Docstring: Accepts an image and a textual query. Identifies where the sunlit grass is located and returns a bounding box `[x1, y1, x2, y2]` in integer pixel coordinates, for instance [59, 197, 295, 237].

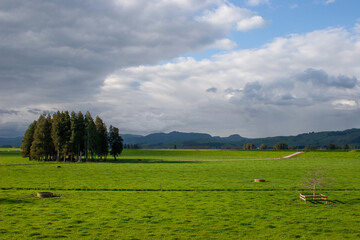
[1, 190, 359, 239]
[0, 149, 359, 239]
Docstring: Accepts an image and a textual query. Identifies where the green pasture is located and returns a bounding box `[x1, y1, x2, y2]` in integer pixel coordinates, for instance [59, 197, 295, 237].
[1, 149, 360, 239]
[120, 149, 291, 161]
[0, 148, 28, 165]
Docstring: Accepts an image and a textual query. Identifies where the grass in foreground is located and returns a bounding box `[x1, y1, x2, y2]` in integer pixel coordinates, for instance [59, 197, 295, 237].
[1, 190, 359, 239]
[0, 149, 359, 239]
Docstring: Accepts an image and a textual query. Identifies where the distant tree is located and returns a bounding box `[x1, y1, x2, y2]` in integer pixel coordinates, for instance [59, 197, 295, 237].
[69, 111, 85, 162]
[274, 142, 288, 150]
[305, 145, 318, 151]
[51, 111, 61, 161]
[127, 144, 140, 149]
[327, 143, 337, 150]
[343, 144, 350, 150]
[243, 142, 255, 150]
[51, 111, 71, 161]
[30, 114, 53, 161]
[30, 115, 46, 161]
[259, 144, 267, 150]
[108, 125, 123, 160]
[21, 120, 37, 160]
[62, 111, 71, 161]
[84, 111, 97, 161]
[95, 116, 108, 161]
[43, 114, 55, 160]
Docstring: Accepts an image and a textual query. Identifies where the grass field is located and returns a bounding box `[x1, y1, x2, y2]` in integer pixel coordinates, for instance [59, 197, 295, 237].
[1, 149, 360, 239]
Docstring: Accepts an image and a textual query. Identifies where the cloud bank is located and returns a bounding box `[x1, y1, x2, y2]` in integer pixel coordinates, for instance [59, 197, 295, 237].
[98, 27, 360, 137]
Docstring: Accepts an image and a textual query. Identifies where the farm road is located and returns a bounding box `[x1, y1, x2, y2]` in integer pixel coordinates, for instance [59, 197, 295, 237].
[281, 152, 304, 159]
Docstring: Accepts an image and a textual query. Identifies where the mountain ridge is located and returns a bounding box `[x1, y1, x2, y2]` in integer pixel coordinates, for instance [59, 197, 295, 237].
[2, 129, 360, 149]
[122, 129, 360, 149]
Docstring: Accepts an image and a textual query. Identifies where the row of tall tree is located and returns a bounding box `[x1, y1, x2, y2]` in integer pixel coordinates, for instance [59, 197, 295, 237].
[21, 111, 123, 161]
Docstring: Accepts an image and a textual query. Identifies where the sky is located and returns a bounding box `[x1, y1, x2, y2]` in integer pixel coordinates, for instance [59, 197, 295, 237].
[1, 0, 360, 138]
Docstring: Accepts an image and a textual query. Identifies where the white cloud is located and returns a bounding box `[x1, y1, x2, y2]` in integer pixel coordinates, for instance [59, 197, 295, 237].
[354, 22, 360, 35]
[332, 100, 357, 109]
[246, 0, 270, 6]
[324, 0, 336, 5]
[197, 4, 268, 31]
[208, 38, 238, 50]
[97, 27, 360, 137]
[236, 16, 267, 31]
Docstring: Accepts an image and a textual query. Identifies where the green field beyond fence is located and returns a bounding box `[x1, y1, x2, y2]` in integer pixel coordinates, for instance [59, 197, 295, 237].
[0, 149, 359, 239]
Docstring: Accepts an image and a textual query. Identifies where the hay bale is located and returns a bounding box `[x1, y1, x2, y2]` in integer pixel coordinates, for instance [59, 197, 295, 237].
[37, 192, 54, 198]
[254, 178, 265, 182]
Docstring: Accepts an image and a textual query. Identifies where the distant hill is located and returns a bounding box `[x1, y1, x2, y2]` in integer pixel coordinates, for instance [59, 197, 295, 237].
[0, 137, 22, 148]
[122, 131, 233, 148]
[123, 129, 360, 149]
[2, 129, 360, 149]
[246, 129, 360, 148]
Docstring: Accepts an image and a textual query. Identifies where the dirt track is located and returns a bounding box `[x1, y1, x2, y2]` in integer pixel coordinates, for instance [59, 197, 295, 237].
[281, 152, 304, 159]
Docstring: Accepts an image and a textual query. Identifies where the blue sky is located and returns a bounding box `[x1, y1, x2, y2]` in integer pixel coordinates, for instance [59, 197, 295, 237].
[189, 0, 360, 58]
[0, 0, 360, 138]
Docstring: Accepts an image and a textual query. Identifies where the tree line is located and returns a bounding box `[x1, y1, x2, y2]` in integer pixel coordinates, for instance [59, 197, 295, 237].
[242, 142, 286, 150]
[241, 142, 353, 150]
[21, 111, 123, 162]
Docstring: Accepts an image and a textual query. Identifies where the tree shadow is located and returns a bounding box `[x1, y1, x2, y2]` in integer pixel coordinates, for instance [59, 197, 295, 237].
[307, 200, 327, 205]
[0, 198, 31, 204]
[104, 159, 201, 164]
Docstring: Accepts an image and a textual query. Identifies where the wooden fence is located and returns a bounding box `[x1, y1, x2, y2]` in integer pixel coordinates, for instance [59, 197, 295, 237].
[300, 193, 328, 204]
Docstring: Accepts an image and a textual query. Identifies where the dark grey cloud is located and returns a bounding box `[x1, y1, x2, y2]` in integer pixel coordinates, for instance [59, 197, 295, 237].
[0, 122, 26, 138]
[206, 87, 218, 93]
[225, 88, 242, 94]
[0, 109, 19, 115]
[297, 68, 358, 89]
[27, 108, 55, 116]
[242, 81, 263, 100]
[227, 68, 359, 109]
[2, 0, 260, 137]
[0, 0, 233, 108]
[27, 108, 44, 115]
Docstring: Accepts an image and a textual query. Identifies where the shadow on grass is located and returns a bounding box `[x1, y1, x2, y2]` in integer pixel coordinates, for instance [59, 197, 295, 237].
[303, 199, 345, 205]
[104, 159, 201, 164]
[1, 159, 202, 165]
[331, 200, 345, 204]
[0, 198, 31, 204]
